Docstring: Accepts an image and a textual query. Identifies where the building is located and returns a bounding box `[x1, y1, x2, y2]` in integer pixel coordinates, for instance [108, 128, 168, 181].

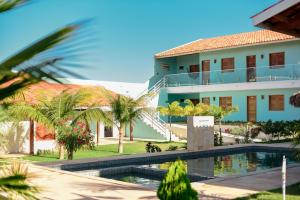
[251, 0, 300, 37]
[0, 82, 121, 154]
[149, 29, 300, 122]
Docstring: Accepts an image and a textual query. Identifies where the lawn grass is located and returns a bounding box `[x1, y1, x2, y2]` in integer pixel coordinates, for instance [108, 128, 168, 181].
[22, 141, 185, 162]
[235, 182, 300, 200]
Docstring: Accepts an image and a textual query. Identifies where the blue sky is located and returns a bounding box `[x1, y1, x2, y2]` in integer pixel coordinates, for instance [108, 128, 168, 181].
[0, 0, 276, 83]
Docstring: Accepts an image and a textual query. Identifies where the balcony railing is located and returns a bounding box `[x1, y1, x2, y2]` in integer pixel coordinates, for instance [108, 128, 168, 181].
[165, 64, 300, 87]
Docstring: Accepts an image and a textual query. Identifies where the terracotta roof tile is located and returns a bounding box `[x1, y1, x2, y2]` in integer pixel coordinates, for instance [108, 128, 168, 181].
[155, 30, 296, 58]
[4, 82, 115, 106]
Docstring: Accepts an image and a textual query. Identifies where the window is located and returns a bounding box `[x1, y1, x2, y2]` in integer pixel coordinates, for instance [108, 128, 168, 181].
[269, 52, 284, 67]
[189, 65, 199, 73]
[269, 95, 284, 111]
[179, 66, 184, 70]
[219, 97, 232, 109]
[202, 97, 210, 105]
[190, 99, 200, 105]
[221, 58, 234, 72]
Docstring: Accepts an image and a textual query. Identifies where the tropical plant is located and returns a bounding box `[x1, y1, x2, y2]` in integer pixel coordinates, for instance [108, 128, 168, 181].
[207, 105, 239, 145]
[183, 99, 209, 116]
[127, 95, 148, 141]
[102, 94, 132, 154]
[57, 121, 95, 160]
[0, 161, 39, 200]
[145, 142, 161, 153]
[157, 160, 198, 200]
[8, 90, 107, 159]
[166, 145, 178, 151]
[158, 101, 184, 141]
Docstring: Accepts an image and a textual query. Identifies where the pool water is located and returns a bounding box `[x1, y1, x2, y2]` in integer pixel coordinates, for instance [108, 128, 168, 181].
[99, 151, 298, 188]
[104, 173, 161, 189]
[148, 151, 298, 177]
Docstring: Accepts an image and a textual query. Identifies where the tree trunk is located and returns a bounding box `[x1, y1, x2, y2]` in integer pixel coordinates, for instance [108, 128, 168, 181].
[219, 120, 222, 146]
[67, 150, 73, 160]
[29, 120, 34, 155]
[96, 121, 100, 145]
[130, 121, 134, 141]
[118, 126, 124, 154]
[59, 145, 64, 160]
[169, 116, 172, 142]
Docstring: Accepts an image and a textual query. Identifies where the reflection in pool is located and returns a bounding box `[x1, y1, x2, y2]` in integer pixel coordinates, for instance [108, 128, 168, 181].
[149, 152, 297, 177]
[85, 151, 299, 188]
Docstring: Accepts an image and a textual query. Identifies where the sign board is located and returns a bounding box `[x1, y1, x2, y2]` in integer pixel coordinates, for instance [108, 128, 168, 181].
[192, 116, 214, 127]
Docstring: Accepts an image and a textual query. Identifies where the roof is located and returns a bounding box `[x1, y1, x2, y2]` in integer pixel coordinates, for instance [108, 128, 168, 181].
[251, 0, 285, 19]
[4, 82, 115, 107]
[155, 30, 296, 58]
[251, 0, 300, 37]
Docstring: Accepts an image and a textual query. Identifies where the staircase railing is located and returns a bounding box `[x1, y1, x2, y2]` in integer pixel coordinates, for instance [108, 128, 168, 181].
[135, 76, 166, 100]
[136, 77, 177, 140]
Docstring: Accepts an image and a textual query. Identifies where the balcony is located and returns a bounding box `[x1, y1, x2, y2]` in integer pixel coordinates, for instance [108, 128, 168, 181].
[165, 64, 300, 87]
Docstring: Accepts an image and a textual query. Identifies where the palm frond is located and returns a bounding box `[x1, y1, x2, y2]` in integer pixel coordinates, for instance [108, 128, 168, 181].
[0, 161, 39, 200]
[0, 0, 27, 13]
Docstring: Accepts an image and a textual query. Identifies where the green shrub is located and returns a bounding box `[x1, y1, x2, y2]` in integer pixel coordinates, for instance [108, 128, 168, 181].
[145, 142, 161, 153]
[157, 160, 198, 200]
[167, 145, 178, 151]
[230, 127, 246, 136]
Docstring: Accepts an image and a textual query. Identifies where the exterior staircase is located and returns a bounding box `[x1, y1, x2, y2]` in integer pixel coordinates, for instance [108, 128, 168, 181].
[136, 77, 179, 141]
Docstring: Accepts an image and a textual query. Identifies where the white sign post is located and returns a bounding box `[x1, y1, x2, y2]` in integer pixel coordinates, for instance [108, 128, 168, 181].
[282, 155, 286, 200]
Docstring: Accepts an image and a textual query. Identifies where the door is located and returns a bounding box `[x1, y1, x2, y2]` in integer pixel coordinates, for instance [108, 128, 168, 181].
[202, 60, 210, 85]
[247, 96, 257, 122]
[247, 55, 256, 82]
[104, 126, 113, 137]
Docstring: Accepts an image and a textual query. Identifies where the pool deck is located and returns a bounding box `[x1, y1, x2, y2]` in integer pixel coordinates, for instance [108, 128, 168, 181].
[28, 143, 300, 200]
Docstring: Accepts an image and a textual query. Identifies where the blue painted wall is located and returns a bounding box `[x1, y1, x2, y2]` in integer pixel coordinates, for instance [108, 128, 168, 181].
[152, 40, 300, 122]
[166, 88, 300, 122]
[150, 40, 300, 88]
[125, 118, 166, 140]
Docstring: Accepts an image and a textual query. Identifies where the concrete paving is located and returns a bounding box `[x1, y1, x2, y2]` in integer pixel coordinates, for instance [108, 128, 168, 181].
[27, 163, 300, 200]
[29, 165, 157, 200]
[24, 143, 300, 199]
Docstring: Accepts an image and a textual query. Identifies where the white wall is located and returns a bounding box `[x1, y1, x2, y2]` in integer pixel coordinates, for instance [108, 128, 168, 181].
[0, 122, 30, 154]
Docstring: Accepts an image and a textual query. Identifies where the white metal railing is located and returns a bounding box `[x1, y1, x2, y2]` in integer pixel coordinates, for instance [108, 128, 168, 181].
[164, 64, 300, 87]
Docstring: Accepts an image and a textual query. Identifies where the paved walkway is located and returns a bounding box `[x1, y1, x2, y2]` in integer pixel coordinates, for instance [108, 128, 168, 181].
[28, 163, 300, 200]
[17, 143, 300, 199]
[193, 164, 300, 199]
[29, 165, 157, 200]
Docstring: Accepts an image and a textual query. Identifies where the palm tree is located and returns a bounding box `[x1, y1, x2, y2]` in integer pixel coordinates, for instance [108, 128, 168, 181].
[157, 101, 184, 141]
[103, 95, 131, 154]
[9, 90, 107, 159]
[207, 105, 238, 145]
[0, 0, 91, 102]
[183, 99, 209, 116]
[0, 161, 39, 200]
[127, 95, 149, 141]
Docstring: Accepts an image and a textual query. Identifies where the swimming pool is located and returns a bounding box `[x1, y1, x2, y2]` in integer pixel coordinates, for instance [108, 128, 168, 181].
[99, 151, 298, 188]
[47, 145, 299, 189]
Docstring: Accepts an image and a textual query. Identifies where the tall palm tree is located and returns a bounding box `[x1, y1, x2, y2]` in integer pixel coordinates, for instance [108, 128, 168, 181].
[127, 95, 149, 141]
[9, 90, 107, 159]
[157, 101, 184, 141]
[102, 94, 133, 153]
